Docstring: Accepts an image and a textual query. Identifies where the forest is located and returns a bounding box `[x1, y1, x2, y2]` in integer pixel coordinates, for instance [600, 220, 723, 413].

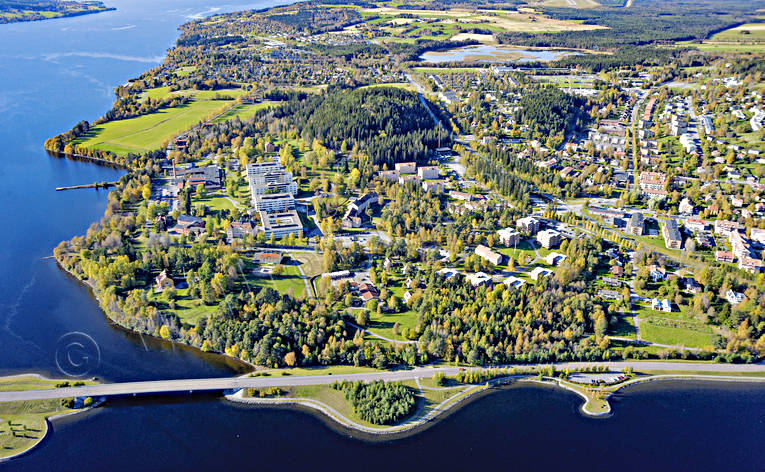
[334, 380, 416, 425]
[514, 86, 591, 142]
[496, 0, 761, 50]
[276, 86, 447, 166]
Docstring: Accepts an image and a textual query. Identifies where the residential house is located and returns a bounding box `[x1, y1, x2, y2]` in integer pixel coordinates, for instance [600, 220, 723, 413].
[398, 174, 420, 185]
[170, 214, 205, 236]
[545, 252, 567, 266]
[638, 171, 666, 194]
[725, 289, 745, 305]
[253, 252, 284, 265]
[739, 257, 764, 273]
[516, 216, 540, 235]
[417, 166, 440, 180]
[714, 220, 739, 235]
[379, 170, 400, 182]
[626, 213, 645, 236]
[395, 162, 417, 174]
[598, 289, 623, 301]
[155, 270, 175, 292]
[750, 228, 765, 245]
[678, 198, 694, 215]
[227, 221, 255, 241]
[475, 245, 503, 265]
[537, 229, 561, 249]
[662, 219, 683, 249]
[449, 190, 474, 201]
[648, 265, 666, 282]
[497, 228, 521, 247]
[530, 267, 552, 281]
[685, 218, 706, 234]
[503, 276, 525, 289]
[466, 272, 493, 288]
[683, 277, 702, 294]
[651, 298, 672, 312]
[602, 277, 621, 288]
[715, 251, 734, 263]
[422, 180, 445, 193]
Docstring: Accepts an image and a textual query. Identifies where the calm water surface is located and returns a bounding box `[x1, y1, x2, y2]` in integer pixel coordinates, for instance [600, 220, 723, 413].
[0, 2, 764, 470]
[420, 44, 578, 63]
[9, 382, 765, 471]
[0, 0, 277, 381]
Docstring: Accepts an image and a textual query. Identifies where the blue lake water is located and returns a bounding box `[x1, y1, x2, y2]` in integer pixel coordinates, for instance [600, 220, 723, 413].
[420, 44, 577, 63]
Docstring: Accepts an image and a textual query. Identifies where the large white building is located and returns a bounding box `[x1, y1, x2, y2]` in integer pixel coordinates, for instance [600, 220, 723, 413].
[253, 192, 295, 212]
[536, 229, 561, 249]
[259, 210, 303, 239]
[247, 159, 298, 208]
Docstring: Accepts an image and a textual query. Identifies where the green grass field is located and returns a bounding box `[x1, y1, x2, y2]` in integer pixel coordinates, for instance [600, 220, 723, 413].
[639, 321, 715, 349]
[0, 376, 97, 459]
[710, 22, 765, 42]
[365, 282, 420, 341]
[212, 101, 280, 123]
[73, 98, 234, 155]
[608, 313, 637, 339]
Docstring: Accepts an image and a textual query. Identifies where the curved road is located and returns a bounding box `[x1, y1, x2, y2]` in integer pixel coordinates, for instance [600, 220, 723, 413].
[2, 361, 764, 403]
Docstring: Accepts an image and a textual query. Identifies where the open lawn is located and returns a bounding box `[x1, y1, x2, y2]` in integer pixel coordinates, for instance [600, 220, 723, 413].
[195, 194, 235, 213]
[144, 87, 248, 101]
[710, 22, 765, 42]
[359, 82, 416, 92]
[496, 240, 539, 266]
[0, 376, 97, 459]
[243, 260, 308, 299]
[364, 281, 420, 342]
[149, 288, 217, 326]
[73, 98, 235, 155]
[212, 101, 281, 123]
[608, 313, 637, 339]
[640, 321, 714, 349]
[291, 251, 323, 278]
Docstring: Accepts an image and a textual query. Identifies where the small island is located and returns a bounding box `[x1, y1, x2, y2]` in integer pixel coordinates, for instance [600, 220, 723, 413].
[0, 1, 114, 24]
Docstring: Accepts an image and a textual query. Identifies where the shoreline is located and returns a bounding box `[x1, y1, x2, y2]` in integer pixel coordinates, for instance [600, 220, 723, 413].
[224, 381, 493, 438]
[52, 258, 257, 376]
[225, 372, 765, 437]
[0, 374, 104, 463]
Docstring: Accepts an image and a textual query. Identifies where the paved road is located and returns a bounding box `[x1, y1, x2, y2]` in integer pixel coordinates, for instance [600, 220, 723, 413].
[3, 361, 764, 403]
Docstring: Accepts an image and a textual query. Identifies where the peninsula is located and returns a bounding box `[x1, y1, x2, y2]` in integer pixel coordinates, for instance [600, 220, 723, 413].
[0, 1, 113, 24]
[32, 0, 765, 437]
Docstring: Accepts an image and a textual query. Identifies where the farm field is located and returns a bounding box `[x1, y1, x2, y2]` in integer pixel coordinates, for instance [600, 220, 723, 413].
[709, 21, 765, 42]
[212, 101, 281, 123]
[360, 5, 606, 44]
[73, 98, 234, 155]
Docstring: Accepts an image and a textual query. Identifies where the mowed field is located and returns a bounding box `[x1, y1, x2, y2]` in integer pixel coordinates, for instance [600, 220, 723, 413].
[688, 20, 765, 53]
[361, 6, 606, 44]
[73, 98, 233, 155]
[212, 100, 281, 123]
[710, 22, 765, 42]
[73, 86, 260, 155]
